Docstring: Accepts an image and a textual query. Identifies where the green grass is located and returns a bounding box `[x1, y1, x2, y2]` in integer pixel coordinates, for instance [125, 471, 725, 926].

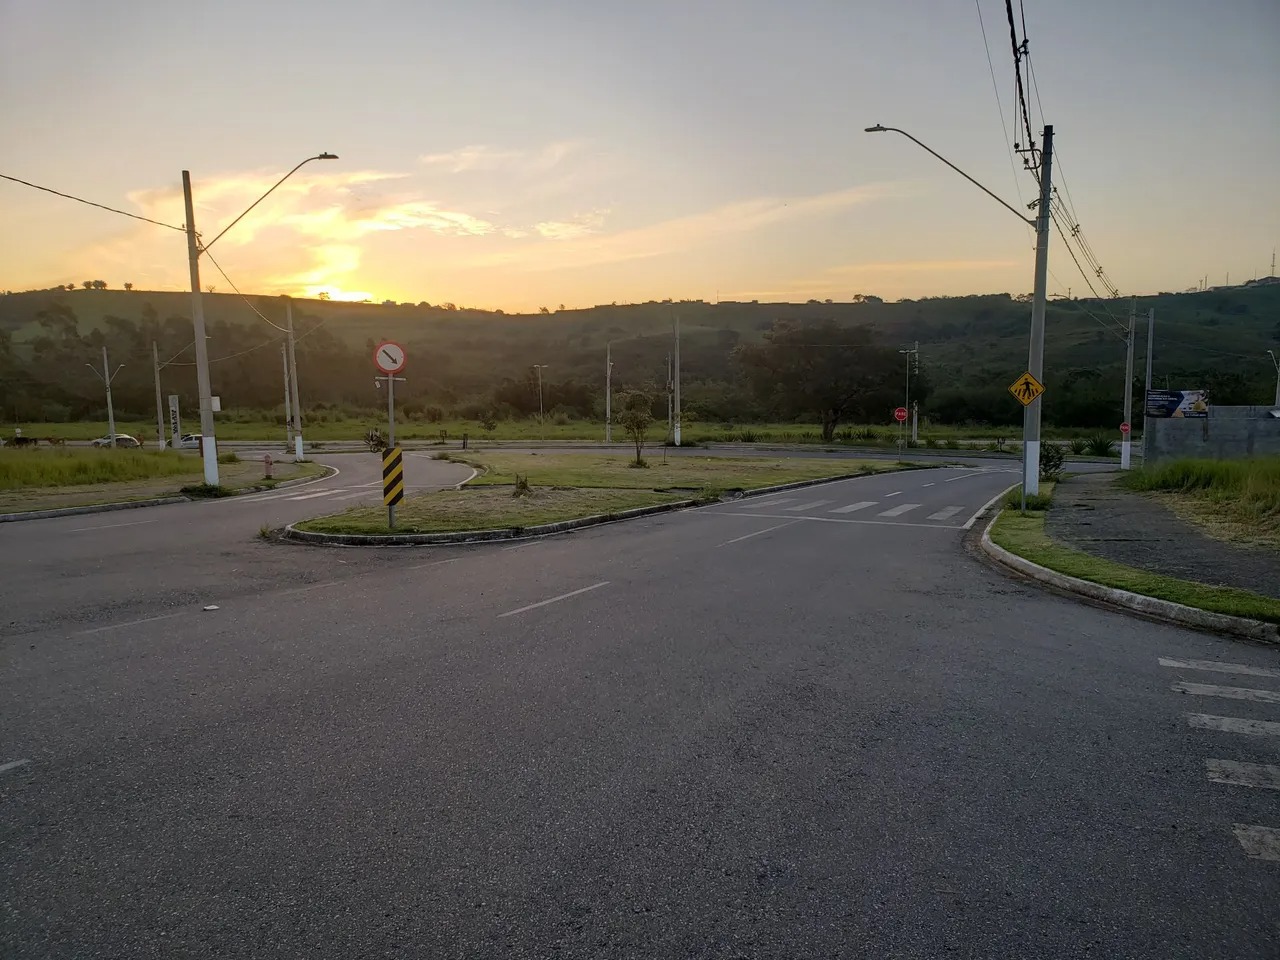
[991, 508, 1280, 623]
[1120, 457, 1280, 532]
[461, 452, 905, 491]
[0, 448, 196, 490]
[296, 487, 687, 536]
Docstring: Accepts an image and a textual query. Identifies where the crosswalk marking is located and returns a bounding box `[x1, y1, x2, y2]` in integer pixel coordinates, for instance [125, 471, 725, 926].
[1187, 714, 1280, 737]
[1205, 759, 1280, 790]
[831, 501, 877, 514]
[785, 499, 832, 512]
[288, 490, 338, 501]
[1159, 657, 1280, 680]
[1233, 824, 1280, 862]
[926, 506, 964, 521]
[878, 503, 921, 517]
[332, 491, 371, 501]
[744, 498, 794, 509]
[1171, 681, 1280, 705]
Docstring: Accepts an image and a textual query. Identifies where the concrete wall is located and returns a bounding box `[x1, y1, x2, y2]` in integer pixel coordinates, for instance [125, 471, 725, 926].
[1145, 406, 1280, 463]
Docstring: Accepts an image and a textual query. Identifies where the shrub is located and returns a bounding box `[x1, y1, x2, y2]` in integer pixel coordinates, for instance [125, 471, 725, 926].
[1005, 488, 1054, 511]
[1068, 437, 1090, 455]
[512, 474, 531, 497]
[217, 451, 240, 464]
[1039, 443, 1065, 481]
[1085, 433, 1116, 457]
[738, 430, 759, 443]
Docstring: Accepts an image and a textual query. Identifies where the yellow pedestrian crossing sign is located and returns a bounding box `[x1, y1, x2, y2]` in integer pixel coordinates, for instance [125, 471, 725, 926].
[1008, 371, 1045, 406]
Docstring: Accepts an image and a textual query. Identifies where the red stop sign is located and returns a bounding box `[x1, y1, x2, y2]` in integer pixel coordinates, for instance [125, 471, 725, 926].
[1120, 422, 1131, 435]
[894, 407, 908, 422]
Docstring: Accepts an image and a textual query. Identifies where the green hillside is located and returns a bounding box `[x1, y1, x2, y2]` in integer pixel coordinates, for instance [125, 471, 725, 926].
[1, 284, 1276, 429]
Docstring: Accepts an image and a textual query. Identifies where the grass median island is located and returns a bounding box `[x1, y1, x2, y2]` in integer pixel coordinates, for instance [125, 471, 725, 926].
[296, 452, 906, 536]
[0, 448, 325, 512]
[990, 507, 1280, 624]
[1119, 456, 1280, 548]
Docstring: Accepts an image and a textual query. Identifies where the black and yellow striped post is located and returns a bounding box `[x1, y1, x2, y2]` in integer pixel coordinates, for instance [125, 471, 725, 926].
[382, 445, 405, 528]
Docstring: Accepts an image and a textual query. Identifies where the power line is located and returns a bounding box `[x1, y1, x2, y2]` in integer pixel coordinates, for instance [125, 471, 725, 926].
[974, 0, 1029, 219]
[0, 173, 185, 232]
[1002, 0, 1039, 176]
[201, 250, 290, 333]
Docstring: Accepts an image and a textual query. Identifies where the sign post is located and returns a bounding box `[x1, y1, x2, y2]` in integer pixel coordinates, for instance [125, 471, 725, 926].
[1008, 371, 1046, 512]
[374, 341, 408, 529]
[894, 406, 908, 450]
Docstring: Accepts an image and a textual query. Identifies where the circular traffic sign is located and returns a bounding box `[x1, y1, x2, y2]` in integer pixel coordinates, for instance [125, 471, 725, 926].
[894, 407, 908, 423]
[1120, 422, 1131, 435]
[374, 341, 406, 374]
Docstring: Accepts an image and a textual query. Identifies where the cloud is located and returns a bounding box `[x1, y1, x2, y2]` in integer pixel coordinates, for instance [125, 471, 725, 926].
[533, 209, 608, 240]
[420, 140, 582, 174]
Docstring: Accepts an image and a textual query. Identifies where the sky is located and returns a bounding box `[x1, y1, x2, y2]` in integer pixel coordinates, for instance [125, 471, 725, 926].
[1, 0, 1277, 312]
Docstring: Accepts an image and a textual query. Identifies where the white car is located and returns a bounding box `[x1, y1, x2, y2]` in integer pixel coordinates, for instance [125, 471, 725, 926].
[91, 434, 140, 448]
[176, 434, 202, 450]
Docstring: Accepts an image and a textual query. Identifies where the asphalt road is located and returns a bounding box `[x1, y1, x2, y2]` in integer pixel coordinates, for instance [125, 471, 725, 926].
[2, 462, 1277, 958]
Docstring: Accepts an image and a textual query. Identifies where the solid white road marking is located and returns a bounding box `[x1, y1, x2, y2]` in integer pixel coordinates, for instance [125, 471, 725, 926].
[945, 472, 984, 483]
[1187, 714, 1280, 737]
[878, 503, 922, 517]
[1171, 681, 1280, 705]
[67, 519, 159, 532]
[1205, 759, 1280, 790]
[711, 510, 961, 530]
[76, 612, 187, 635]
[743, 498, 795, 509]
[962, 482, 1019, 530]
[784, 500, 832, 512]
[408, 558, 462, 571]
[1159, 657, 1280, 680]
[1233, 824, 1280, 862]
[720, 520, 801, 546]
[831, 501, 877, 514]
[288, 490, 339, 501]
[0, 759, 31, 775]
[926, 506, 965, 521]
[498, 581, 611, 618]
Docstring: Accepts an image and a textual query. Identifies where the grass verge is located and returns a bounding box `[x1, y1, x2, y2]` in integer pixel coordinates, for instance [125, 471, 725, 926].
[990, 508, 1280, 624]
[1119, 457, 1280, 548]
[0, 448, 195, 489]
[294, 487, 687, 536]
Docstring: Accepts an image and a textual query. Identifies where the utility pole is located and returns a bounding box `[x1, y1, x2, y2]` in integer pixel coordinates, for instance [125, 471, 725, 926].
[182, 170, 219, 485]
[666, 353, 673, 443]
[898, 341, 918, 448]
[1121, 300, 1136, 470]
[533, 364, 548, 441]
[604, 342, 613, 444]
[281, 344, 293, 446]
[1142, 309, 1155, 461]
[1023, 124, 1054, 497]
[87, 346, 122, 447]
[152, 342, 165, 450]
[672, 315, 681, 446]
[284, 297, 304, 459]
[1268, 350, 1280, 407]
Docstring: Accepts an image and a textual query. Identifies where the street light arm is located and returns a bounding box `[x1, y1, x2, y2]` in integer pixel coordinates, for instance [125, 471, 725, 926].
[203, 153, 338, 252]
[864, 125, 1033, 226]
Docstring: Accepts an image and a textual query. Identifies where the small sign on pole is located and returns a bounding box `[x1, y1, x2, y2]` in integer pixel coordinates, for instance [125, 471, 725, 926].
[893, 406, 908, 423]
[383, 446, 405, 528]
[168, 394, 180, 447]
[1120, 422, 1131, 435]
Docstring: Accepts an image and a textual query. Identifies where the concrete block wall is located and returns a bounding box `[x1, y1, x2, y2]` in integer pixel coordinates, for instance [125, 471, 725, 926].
[1144, 406, 1280, 463]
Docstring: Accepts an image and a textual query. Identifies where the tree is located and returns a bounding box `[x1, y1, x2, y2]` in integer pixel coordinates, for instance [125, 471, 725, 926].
[123, 282, 133, 292]
[82, 281, 92, 290]
[91, 280, 107, 290]
[734, 319, 898, 441]
[615, 390, 654, 466]
[317, 291, 331, 300]
[539, 306, 550, 314]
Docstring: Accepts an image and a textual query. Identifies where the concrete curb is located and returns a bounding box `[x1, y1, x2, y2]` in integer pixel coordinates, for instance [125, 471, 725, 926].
[281, 466, 912, 547]
[0, 466, 336, 524]
[980, 511, 1280, 645]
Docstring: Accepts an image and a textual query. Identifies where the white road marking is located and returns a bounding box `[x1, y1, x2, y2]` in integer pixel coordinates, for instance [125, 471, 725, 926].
[288, 490, 340, 501]
[499, 581, 611, 618]
[67, 519, 159, 532]
[883, 491, 902, 498]
[1187, 714, 1280, 737]
[922, 482, 935, 487]
[878, 503, 922, 517]
[945, 472, 984, 483]
[784, 500, 832, 512]
[1233, 824, 1280, 861]
[720, 520, 801, 546]
[1205, 759, 1280, 790]
[962, 482, 1019, 530]
[1159, 657, 1280, 680]
[218, 463, 341, 503]
[332, 491, 370, 501]
[926, 506, 965, 521]
[503, 541, 540, 551]
[744, 498, 795, 509]
[0, 759, 31, 775]
[711, 510, 962, 530]
[831, 501, 877, 514]
[1171, 681, 1280, 705]
[408, 558, 461, 570]
[76, 612, 187, 635]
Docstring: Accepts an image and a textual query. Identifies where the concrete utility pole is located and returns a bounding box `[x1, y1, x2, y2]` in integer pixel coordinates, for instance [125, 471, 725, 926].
[1121, 300, 1136, 470]
[533, 364, 548, 441]
[672, 315, 681, 446]
[284, 297, 304, 459]
[88, 346, 123, 447]
[666, 353, 673, 443]
[604, 342, 613, 444]
[282, 344, 293, 446]
[1023, 124, 1054, 496]
[1268, 350, 1280, 407]
[899, 341, 918, 448]
[1142, 309, 1155, 460]
[152, 342, 165, 450]
[182, 171, 219, 484]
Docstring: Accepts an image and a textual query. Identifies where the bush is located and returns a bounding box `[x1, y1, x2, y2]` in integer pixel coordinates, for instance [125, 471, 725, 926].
[1068, 437, 1090, 455]
[1039, 443, 1065, 481]
[738, 430, 759, 443]
[1085, 433, 1117, 457]
[217, 451, 240, 464]
[1005, 487, 1054, 511]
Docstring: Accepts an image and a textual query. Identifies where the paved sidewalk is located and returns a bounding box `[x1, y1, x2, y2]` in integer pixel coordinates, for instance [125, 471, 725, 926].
[1046, 472, 1279, 599]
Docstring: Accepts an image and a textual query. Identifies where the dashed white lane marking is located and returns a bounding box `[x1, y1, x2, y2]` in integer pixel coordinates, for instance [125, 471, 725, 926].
[1159, 657, 1280, 680]
[784, 500, 832, 512]
[945, 472, 985, 483]
[1205, 759, 1280, 790]
[1187, 714, 1280, 737]
[0, 759, 31, 775]
[878, 503, 922, 517]
[498, 581, 611, 618]
[926, 506, 965, 521]
[288, 490, 339, 501]
[408, 558, 461, 571]
[1171, 681, 1280, 705]
[883, 491, 902, 498]
[1233, 824, 1280, 861]
[922, 482, 935, 487]
[743, 498, 795, 509]
[720, 520, 801, 546]
[831, 501, 877, 514]
[67, 519, 159, 532]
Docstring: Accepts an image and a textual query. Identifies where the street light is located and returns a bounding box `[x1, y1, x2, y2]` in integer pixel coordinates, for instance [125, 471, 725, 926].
[533, 364, 549, 442]
[182, 152, 338, 485]
[87, 347, 124, 447]
[865, 122, 1053, 496]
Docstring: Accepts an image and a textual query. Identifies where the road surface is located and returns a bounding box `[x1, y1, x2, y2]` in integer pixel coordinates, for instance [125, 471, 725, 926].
[2, 461, 1276, 958]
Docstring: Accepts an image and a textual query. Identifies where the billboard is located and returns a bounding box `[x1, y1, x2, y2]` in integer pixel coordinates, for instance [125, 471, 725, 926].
[1146, 389, 1209, 419]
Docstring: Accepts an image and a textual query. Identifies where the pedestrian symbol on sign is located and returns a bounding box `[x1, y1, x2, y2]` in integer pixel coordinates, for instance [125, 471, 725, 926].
[1008, 371, 1045, 407]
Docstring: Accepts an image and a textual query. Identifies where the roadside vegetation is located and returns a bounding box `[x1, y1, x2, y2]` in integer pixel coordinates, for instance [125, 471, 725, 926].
[0, 448, 194, 489]
[1119, 456, 1280, 548]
